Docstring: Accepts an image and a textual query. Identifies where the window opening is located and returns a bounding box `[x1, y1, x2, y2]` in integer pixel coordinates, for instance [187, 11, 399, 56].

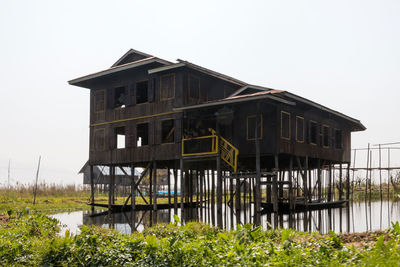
[162, 119, 175, 143]
[137, 123, 149, 147]
[136, 81, 148, 104]
[322, 125, 330, 147]
[115, 127, 126, 149]
[114, 87, 126, 108]
[247, 115, 262, 140]
[335, 129, 342, 149]
[296, 116, 304, 142]
[281, 111, 291, 140]
[309, 121, 318, 145]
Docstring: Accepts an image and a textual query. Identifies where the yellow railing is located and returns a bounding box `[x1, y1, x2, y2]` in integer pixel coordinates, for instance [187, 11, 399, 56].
[181, 134, 218, 157]
[182, 129, 239, 172]
[219, 136, 239, 172]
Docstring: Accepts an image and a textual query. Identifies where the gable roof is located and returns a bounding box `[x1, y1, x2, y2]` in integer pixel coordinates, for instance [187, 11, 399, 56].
[148, 60, 247, 86]
[68, 56, 171, 87]
[111, 48, 154, 67]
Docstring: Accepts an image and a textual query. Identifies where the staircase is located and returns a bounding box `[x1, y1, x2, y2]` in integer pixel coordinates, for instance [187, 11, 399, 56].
[182, 129, 239, 172]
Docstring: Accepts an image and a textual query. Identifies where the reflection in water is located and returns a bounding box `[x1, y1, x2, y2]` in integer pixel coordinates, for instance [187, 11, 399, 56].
[58, 200, 400, 235]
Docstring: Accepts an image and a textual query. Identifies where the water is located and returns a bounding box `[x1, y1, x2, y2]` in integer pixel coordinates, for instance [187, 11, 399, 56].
[50, 200, 400, 235]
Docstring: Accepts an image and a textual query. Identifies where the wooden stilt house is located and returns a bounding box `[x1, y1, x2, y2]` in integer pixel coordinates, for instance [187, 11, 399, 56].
[69, 49, 365, 226]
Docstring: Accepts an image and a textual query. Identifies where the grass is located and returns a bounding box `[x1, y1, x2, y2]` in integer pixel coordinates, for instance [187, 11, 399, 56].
[0, 184, 92, 214]
[2, 214, 400, 266]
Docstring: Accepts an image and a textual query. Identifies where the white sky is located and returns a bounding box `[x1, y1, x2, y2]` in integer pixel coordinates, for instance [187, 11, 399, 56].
[0, 0, 399, 186]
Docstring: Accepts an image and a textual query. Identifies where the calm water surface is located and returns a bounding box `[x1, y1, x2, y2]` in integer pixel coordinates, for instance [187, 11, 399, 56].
[51, 200, 400, 235]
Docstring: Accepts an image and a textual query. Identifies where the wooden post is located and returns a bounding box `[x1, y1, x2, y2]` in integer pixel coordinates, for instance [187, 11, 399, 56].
[173, 168, 178, 210]
[388, 148, 391, 199]
[365, 143, 370, 201]
[273, 155, 279, 213]
[90, 165, 95, 205]
[149, 166, 153, 206]
[108, 166, 113, 210]
[346, 163, 350, 201]
[217, 157, 223, 227]
[379, 144, 382, 201]
[317, 159, 321, 202]
[167, 167, 171, 206]
[235, 177, 240, 212]
[289, 157, 293, 210]
[304, 156, 309, 206]
[131, 165, 136, 211]
[255, 110, 261, 225]
[153, 161, 157, 210]
[200, 170, 204, 205]
[180, 158, 184, 210]
[339, 163, 343, 200]
[328, 162, 332, 202]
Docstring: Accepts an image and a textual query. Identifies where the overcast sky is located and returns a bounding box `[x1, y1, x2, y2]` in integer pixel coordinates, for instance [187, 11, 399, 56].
[0, 0, 399, 186]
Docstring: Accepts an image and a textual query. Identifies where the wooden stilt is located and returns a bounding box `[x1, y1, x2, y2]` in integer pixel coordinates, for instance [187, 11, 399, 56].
[180, 158, 184, 210]
[153, 161, 157, 210]
[273, 155, 279, 213]
[217, 154, 223, 228]
[167, 167, 171, 206]
[328, 162, 332, 201]
[90, 165, 95, 205]
[173, 168, 178, 210]
[339, 163, 343, 200]
[254, 110, 261, 225]
[131, 165, 136, 211]
[211, 169, 216, 226]
[346, 163, 350, 201]
[289, 157, 294, 210]
[317, 159, 322, 202]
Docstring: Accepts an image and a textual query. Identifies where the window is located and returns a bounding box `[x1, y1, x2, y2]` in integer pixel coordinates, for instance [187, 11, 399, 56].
[309, 121, 318, 145]
[335, 129, 342, 149]
[247, 115, 262, 140]
[137, 123, 149, 147]
[114, 87, 126, 108]
[296, 116, 304, 142]
[115, 127, 126, 149]
[94, 128, 105, 151]
[322, 125, 330, 148]
[189, 75, 200, 99]
[280, 111, 291, 140]
[94, 90, 105, 112]
[136, 81, 148, 104]
[162, 119, 175, 143]
[160, 74, 175, 100]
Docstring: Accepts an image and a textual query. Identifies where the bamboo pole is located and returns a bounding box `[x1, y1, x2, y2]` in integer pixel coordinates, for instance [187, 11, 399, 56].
[379, 144, 382, 200]
[32, 156, 41, 205]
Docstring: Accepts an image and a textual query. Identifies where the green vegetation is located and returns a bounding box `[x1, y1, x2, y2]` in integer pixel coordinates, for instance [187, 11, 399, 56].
[2, 214, 400, 266]
[0, 184, 91, 214]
